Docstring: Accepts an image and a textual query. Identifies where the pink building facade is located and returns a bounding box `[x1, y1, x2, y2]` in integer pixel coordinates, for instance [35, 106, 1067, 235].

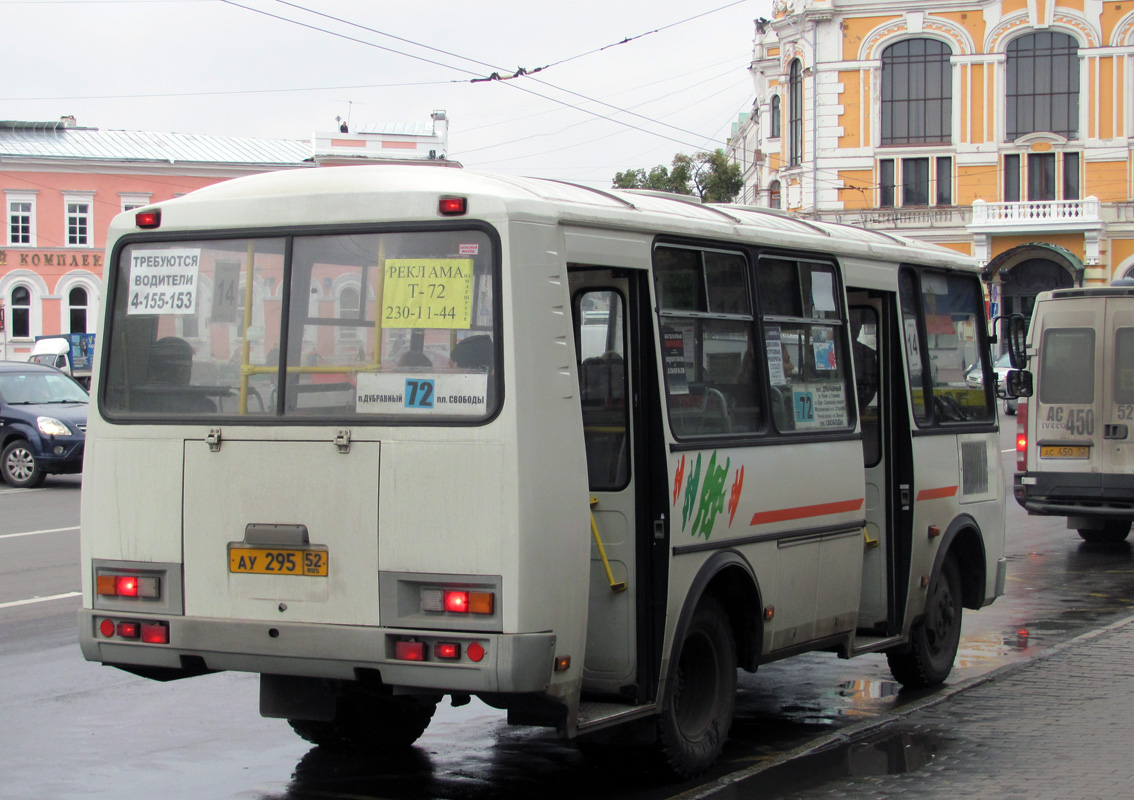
[0, 113, 452, 361]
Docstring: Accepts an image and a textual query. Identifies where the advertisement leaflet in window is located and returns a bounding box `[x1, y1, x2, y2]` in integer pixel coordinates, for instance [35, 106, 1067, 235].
[127, 249, 201, 315]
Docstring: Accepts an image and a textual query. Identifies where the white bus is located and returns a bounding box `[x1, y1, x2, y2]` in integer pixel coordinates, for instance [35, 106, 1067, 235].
[79, 166, 1006, 777]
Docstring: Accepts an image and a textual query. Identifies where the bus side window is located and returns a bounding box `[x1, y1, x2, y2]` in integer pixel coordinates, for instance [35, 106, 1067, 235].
[654, 246, 763, 439]
[758, 257, 852, 434]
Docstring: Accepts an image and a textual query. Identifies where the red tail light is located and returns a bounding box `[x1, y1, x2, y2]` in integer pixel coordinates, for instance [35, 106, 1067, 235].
[434, 642, 461, 660]
[438, 196, 467, 216]
[395, 640, 426, 661]
[135, 209, 161, 228]
[141, 622, 169, 644]
[1017, 400, 1028, 472]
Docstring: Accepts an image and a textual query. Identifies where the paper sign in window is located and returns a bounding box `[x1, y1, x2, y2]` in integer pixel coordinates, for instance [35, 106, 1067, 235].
[382, 257, 474, 329]
[127, 248, 200, 315]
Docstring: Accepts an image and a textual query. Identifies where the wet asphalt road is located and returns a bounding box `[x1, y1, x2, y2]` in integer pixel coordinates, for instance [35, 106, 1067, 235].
[3, 423, 1134, 800]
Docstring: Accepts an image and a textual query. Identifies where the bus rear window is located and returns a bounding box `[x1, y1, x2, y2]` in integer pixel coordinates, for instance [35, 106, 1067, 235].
[101, 229, 498, 422]
[1039, 328, 1095, 405]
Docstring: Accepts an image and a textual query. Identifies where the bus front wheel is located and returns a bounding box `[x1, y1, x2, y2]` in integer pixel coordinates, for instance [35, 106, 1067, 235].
[656, 596, 737, 779]
[887, 553, 962, 688]
[288, 693, 437, 751]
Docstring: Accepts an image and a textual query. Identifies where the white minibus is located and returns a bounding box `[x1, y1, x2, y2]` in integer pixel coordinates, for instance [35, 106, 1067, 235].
[79, 166, 1006, 776]
[1013, 282, 1134, 543]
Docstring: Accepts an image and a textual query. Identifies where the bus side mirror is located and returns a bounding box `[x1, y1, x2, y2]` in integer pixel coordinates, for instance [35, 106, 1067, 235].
[1006, 314, 1029, 369]
[1005, 369, 1033, 399]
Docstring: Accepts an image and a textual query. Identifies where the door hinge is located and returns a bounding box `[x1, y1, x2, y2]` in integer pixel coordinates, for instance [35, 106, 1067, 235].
[206, 428, 222, 452]
[335, 428, 351, 454]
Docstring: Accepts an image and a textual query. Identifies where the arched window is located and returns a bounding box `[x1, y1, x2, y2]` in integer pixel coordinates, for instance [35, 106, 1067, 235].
[881, 39, 953, 145]
[769, 180, 782, 210]
[770, 95, 782, 138]
[338, 285, 361, 340]
[788, 60, 803, 166]
[1006, 32, 1079, 140]
[10, 285, 31, 338]
[69, 287, 89, 333]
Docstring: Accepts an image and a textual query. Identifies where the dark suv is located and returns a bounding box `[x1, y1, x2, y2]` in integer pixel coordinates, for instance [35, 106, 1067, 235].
[0, 361, 88, 488]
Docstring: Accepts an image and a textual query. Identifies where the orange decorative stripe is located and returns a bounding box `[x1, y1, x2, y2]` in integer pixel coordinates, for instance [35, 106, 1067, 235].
[916, 485, 958, 501]
[382, 141, 419, 149]
[331, 139, 366, 147]
[750, 498, 864, 526]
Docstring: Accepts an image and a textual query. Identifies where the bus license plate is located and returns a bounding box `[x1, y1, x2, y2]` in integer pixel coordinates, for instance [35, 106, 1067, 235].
[228, 547, 328, 576]
[1039, 445, 1090, 459]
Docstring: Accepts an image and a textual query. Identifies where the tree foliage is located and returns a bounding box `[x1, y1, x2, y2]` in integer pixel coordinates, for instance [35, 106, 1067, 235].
[612, 149, 743, 204]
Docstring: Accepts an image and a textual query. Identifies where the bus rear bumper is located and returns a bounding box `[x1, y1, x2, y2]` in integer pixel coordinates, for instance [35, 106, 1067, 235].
[1014, 472, 1134, 519]
[78, 609, 556, 694]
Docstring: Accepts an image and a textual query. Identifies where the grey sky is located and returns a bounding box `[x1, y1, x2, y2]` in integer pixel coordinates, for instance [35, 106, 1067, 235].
[1, 0, 768, 185]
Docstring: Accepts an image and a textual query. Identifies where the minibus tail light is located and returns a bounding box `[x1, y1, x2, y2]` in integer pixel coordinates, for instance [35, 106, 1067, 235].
[135, 209, 161, 229]
[438, 196, 467, 216]
[1017, 400, 1028, 472]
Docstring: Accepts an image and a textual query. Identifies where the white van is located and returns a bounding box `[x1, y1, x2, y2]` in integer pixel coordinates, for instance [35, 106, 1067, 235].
[1013, 281, 1134, 543]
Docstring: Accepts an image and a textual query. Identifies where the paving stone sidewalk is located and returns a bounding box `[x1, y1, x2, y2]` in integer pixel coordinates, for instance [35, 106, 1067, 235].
[702, 614, 1134, 800]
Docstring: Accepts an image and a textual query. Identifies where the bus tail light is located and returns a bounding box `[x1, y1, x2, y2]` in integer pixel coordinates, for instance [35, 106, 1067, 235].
[438, 196, 467, 216]
[96, 571, 161, 599]
[1017, 400, 1028, 472]
[141, 622, 169, 644]
[135, 209, 161, 228]
[395, 640, 426, 661]
[97, 616, 169, 644]
[434, 642, 461, 660]
[420, 587, 494, 615]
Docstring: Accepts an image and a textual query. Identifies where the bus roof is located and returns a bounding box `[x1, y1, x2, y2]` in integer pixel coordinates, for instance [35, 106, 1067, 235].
[110, 165, 977, 271]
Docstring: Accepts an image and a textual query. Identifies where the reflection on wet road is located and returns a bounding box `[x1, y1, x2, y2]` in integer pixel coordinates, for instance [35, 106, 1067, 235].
[6, 431, 1134, 799]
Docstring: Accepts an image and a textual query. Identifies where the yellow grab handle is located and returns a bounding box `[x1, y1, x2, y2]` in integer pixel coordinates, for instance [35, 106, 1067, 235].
[589, 496, 627, 593]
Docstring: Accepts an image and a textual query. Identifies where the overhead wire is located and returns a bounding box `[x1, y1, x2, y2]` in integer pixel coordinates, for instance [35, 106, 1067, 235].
[220, 0, 752, 151]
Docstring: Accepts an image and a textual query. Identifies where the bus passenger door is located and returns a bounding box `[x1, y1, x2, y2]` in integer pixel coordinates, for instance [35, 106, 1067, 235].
[571, 272, 645, 700]
[850, 293, 912, 636]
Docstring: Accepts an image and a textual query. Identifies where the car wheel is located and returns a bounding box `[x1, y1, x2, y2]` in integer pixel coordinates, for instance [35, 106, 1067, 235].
[1003, 399, 1016, 416]
[1, 439, 47, 488]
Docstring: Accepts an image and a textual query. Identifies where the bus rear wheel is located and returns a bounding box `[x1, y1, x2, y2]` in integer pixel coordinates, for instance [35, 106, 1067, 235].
[288, 693, 437, 751]
[656, 596, 737, 779]
[1077, 520, 1131, 543]
[887, 553, 961, 689]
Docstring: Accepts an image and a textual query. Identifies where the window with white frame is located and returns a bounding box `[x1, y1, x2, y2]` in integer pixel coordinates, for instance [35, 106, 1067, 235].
[7, 192, 36, 246]
[879, 156, 953, 207]
[64, 193, 94, 246]
[120, 192, 152, 212]
[68, 286, 90, 333]
[9, 284, 32, 338]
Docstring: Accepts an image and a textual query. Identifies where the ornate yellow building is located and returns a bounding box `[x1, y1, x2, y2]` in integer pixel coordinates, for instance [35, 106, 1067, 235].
[728, 0, 1134, 323]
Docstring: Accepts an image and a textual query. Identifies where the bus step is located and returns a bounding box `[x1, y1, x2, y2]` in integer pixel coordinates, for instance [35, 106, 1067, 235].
[577, 700, 656, 733]
[848, 633, 904, 656]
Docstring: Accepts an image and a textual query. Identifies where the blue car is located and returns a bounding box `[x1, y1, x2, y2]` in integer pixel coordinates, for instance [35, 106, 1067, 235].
[0, 361, 88, 488]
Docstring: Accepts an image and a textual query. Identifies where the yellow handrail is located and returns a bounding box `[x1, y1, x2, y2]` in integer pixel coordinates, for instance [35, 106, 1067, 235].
[589, 496, 627, 593]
